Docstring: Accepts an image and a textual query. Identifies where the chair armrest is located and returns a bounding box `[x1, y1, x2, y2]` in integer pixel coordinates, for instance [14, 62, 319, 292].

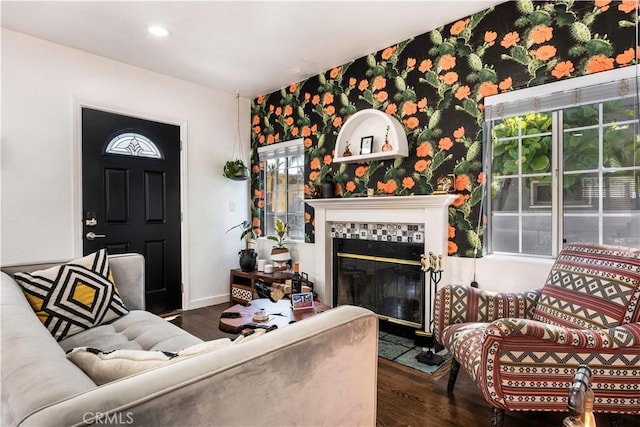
[434, 284, 541, 345]
[486, 318, 640, 350]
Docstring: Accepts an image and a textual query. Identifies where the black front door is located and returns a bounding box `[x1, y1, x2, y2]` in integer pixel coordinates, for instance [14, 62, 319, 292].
[82, 107, 182, 314]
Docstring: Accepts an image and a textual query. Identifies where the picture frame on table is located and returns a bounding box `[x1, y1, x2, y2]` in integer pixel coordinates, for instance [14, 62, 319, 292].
[291, 292, 314, 310]
[360, 135, 373, 155]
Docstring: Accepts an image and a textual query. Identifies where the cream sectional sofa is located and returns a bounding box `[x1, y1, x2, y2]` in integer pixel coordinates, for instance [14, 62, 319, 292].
[1, 253, 378, 426]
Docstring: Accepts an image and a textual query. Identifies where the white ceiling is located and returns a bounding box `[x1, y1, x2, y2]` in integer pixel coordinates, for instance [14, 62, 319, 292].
[1, 0, 502, 99]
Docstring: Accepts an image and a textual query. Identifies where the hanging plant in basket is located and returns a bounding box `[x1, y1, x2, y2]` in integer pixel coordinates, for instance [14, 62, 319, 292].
[223, 159, 249, 181]
[223, 91, 250, 182]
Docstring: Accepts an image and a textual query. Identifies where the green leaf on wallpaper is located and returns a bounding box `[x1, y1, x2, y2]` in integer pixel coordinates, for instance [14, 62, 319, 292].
[430, 44, 444, 57]
[402, 89, 417, 101]
[478, 67, 497, 82]
[555, 9, 576, 26]
[360, 90, 375, 105]
[619, 20, 637, 28]
[317, 134, 325, 148]
[438, 90, 453, 111]
[455, 214, 472, 231]
[528, 60, 544, 77]
[467, 73, 480, 83]
[467, 53, 483, 71]
[470, 185, 484, 206]
[571, 22, 591, 43]
[586, 39, 612, 56]
[529, 10, 551, 26]
[428, 110, 441, 129]
[514, 16, 530, 28]
[510, 46, 529, 65]
[417, 127, 433, 142]
[430, 29, 443, 45]
[462, 98, 480, 116]
[297, 106, 306, 119]
[439, 41, 456, 56]
[394, 156, 404, 168]
[431, 151, 452, 171]
[469, 7, 493, 31]
[568, 45, 587, 56]
[516, 0, 534, 14]
[366, 54, 377, 68]
[467, 141, 481, 161]
[423, 71, 440, 88]
[454, 160, 471, 174]
[582, 12, 596, 27]
[467, 230, 482, 250]
[383, 168, 398, 180]
[456, 40, 472, 57]
[340, 93, 350, 107]
[461, 203, 473, 219]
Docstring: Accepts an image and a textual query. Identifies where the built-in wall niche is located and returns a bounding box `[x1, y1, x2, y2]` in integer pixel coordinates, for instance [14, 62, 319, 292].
[334, 109, 408, 163]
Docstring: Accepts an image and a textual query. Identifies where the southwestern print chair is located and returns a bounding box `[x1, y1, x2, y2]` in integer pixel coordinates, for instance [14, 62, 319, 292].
[434, 243, 640, 427]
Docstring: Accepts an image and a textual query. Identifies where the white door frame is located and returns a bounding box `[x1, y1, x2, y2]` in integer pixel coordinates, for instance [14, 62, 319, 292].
[72, 99, 191, 310]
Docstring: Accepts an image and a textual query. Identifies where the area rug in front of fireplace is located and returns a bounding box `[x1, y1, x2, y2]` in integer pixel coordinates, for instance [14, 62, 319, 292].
[378, 331, 451, 376]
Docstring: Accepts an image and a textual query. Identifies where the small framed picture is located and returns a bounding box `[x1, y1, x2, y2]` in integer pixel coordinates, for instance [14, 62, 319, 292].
[434, 174, 456, 194]
[360, 135, 374, 155]
[291, 292, 314, 310]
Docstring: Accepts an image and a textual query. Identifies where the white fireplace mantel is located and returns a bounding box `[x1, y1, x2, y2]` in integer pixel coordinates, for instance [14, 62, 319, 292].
[305, 194, 457, 331]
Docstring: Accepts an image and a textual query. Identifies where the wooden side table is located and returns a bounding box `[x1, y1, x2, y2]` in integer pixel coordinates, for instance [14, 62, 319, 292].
[229, 269, 292, 304]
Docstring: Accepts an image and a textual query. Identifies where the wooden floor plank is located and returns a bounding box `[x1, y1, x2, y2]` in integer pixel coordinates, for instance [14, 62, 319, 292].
[171, 304, 640, 427]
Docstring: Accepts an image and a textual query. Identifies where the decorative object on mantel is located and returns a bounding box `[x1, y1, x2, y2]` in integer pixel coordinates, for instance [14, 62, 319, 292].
[342, 141, 352, 157]
[227, 220, 257, 271]
[223, 91, 249, 181]
[266, 218, 291, 270]
[381, 126, 393, 152]
[334, 108, 408, 163]
[416, 251, 445, 366]
[434, 174, 456, 194]
[321, 173, 336, 198]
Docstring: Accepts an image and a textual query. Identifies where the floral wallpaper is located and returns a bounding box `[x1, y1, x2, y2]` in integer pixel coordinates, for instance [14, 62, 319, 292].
[250, 0, 639, 257]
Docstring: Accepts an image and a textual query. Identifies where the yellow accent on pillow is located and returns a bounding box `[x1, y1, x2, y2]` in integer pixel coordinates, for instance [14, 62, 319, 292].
[72, 282, 97, 307]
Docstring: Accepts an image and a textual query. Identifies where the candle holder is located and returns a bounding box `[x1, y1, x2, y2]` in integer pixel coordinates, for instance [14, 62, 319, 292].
[416, 252, 445, 366]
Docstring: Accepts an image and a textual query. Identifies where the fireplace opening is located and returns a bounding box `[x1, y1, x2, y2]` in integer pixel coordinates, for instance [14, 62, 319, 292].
[333, 238, 424, 332]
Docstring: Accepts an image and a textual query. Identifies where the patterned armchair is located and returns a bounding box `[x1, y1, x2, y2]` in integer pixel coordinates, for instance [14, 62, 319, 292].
[434, 243, 640, 427]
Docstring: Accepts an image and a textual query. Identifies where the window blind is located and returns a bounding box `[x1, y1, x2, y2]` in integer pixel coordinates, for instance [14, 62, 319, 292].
[257, 138, 304, 160]
[484, 68, 639, 121]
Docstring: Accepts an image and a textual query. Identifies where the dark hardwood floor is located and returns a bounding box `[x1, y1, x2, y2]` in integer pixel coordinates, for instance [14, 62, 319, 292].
[170, 304, 639, 427]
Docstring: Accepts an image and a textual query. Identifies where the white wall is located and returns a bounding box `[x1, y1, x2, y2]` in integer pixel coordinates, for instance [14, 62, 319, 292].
[1, 29, 251, 309]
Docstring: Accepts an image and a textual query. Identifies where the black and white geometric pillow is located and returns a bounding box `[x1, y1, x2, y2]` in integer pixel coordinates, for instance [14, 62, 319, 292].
[14, 249, 129, 341]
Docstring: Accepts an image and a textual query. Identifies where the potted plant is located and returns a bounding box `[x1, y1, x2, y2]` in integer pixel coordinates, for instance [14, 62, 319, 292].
[227, 220, 257, 271]
[266, 218, 291, 264]
[223, 159, 249, 181]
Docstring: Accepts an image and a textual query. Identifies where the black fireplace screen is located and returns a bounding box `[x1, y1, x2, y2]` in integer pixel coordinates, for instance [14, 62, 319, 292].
[333, 238, 424, 328]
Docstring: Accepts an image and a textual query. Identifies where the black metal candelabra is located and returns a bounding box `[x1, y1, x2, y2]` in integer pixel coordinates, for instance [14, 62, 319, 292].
[416, 252, 445, 366]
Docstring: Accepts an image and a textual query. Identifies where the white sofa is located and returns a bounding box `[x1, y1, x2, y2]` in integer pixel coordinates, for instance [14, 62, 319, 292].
[1, 253, 378, 426]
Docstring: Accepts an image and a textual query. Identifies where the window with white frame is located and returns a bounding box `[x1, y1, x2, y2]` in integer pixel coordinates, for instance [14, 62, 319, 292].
[257, 138, 305, 241]
[485, 68, 639, 257]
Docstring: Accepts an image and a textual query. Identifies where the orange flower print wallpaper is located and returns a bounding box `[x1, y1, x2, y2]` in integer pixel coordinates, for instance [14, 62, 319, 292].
[250, 0, 639, 256]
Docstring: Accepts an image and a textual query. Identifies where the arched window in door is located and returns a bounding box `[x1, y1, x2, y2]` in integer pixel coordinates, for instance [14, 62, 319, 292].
[104, 132, 164, 159]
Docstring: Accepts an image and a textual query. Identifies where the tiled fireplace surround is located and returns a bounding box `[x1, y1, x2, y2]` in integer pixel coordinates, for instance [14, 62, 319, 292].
[305, 195, 457, 334]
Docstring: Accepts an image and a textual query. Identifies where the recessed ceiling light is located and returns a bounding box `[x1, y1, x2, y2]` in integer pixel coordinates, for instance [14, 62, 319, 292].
[148, 25, 171, 37]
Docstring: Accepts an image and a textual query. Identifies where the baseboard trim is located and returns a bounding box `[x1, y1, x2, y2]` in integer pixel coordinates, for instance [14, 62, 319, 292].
[186, 294, 230, 310]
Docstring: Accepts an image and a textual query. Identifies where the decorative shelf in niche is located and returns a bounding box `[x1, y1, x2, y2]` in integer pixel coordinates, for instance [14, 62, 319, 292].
[334, 109, 408, 163]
